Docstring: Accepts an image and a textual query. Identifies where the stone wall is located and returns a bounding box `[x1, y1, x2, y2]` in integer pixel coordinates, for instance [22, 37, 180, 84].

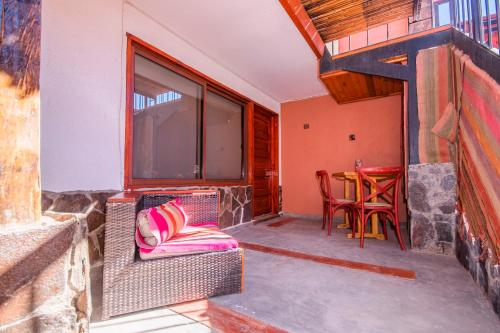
[42, 191, 117, 269]
[408, 163, 457, 255]
[0, 217, 91, 332]
[456, 214, 500, 319]
[217, 186, 253, 229]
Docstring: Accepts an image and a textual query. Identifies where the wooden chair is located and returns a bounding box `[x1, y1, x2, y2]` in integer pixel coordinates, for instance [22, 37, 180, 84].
[316, 170, 355, 236]
[353, 166, 405, 249]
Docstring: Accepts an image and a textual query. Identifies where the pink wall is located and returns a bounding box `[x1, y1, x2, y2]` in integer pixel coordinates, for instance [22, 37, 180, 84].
[281, 94, 406, 220]
[337, 18, 409, 53]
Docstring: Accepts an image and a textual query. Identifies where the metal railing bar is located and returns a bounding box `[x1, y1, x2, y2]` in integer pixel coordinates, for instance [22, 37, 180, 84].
[467, 0, 473, 34]
[461, 0, 467, 31]
[496, 0, 500, 50]
[486, 0, 493, 47]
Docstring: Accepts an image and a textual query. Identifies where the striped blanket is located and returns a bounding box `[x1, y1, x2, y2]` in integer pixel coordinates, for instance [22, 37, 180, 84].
[136, 223, 238, 260]
[416, 45, 454, 163]
[457, 50, 500, 259]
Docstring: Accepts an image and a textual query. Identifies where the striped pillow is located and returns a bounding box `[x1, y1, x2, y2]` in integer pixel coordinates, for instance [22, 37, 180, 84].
[136, 199, 188, 247]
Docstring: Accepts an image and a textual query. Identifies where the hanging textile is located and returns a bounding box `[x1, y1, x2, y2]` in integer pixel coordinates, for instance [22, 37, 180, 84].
[456, 50, 500, 259]
[416, 45, 454, 163]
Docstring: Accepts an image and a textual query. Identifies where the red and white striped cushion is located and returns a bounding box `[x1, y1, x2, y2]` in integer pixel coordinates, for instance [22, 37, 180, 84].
[136, 199, 188, 247]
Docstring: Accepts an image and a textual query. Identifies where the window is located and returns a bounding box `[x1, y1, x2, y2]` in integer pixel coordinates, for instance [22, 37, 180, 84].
[205, 91, 244, 179]
[126, 38, 247, 186]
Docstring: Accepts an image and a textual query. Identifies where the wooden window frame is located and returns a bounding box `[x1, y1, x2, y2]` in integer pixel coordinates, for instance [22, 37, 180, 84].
[125, 34, 252, 189]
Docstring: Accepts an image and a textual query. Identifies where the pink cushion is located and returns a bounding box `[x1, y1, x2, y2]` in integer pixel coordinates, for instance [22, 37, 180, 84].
[136, 223, 238, 260]
[136, 199, 188, 247]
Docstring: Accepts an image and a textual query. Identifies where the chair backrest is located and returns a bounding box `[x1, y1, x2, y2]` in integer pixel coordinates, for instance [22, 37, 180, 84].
[357, 166, 402, 207]
[316, 170, 332, 202]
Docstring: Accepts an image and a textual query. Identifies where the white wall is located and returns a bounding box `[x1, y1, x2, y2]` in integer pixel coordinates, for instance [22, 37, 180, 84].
[41, 0, 280, 191]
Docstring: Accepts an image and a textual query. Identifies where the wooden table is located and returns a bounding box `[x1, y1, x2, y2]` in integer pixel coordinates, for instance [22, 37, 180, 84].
[332, 171, 386, 240]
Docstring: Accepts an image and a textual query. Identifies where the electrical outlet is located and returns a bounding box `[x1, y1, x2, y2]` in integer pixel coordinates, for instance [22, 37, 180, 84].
[349, 134, 356, 141]
[303, 123, 310, 129]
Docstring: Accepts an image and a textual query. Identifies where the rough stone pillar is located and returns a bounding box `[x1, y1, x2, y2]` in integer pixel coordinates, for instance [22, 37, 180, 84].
[408, 162, 457, 255]
[0, 0, 41, 225]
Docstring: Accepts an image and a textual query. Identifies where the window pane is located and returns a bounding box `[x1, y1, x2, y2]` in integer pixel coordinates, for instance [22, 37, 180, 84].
[133, 54, 202, 179]
[205, 91, 243, 179]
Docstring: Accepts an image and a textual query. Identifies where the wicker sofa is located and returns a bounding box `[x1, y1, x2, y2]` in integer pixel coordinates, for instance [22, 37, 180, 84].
[102, 190, 244, 319]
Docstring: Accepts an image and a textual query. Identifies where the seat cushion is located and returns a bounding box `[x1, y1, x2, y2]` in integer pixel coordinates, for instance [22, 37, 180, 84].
[136, 198, 187, 247]
[137, 223, 238, 260]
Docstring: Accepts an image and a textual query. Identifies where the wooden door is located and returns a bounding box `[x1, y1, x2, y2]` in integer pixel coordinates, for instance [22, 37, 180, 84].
[252, 106, 278, 217]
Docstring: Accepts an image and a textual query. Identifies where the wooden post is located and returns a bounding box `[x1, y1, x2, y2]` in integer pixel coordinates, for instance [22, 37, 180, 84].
[0, 0, 41, 224]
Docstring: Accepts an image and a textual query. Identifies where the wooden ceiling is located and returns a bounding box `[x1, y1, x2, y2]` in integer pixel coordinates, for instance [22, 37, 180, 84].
[301, 0, 415, 42]
[320, 52, 406, 104]
[321, 70, 403, 104]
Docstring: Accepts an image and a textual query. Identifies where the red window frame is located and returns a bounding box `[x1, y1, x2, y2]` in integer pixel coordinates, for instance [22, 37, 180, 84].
[124, 34, 253, 189]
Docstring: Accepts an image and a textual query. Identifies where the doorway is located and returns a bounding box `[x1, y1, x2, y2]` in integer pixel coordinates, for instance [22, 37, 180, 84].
[252, 105, 279, 218]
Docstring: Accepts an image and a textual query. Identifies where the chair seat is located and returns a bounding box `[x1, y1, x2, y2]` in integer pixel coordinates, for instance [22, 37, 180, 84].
[357, 202, 393, 209]
[138, 223, 239, 260]
[326, 198, 354, 204]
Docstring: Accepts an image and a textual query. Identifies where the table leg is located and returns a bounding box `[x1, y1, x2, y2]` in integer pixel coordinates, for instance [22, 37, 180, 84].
[370, 183, 379, 235]
[347, 179, 362, 238]
[337, 179, 351, 229]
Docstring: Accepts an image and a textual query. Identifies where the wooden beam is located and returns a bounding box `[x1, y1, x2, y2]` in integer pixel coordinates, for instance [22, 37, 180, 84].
[0, 0, 41, 224]
[302, 0, 414, 42]
[279, 0, 325, 58]
[239, 242, 417, 279]
[169, 300, 287, 332]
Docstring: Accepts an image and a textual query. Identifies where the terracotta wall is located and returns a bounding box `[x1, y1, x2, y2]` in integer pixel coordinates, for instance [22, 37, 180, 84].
[281, 94, 406, 220]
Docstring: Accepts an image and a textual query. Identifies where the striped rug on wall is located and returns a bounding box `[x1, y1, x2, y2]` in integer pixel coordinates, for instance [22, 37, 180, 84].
[416, 45, 454, 164]
[457, 49, 500, 259]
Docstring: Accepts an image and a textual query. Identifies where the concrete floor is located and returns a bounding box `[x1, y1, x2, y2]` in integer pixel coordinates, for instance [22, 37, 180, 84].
[212, 217, 500, 332]
[90, 216, 500, 332]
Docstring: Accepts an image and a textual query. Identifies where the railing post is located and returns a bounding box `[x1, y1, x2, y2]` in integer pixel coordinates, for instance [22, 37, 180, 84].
[485, 0, 493, 47]
[496, 0, 500, 51]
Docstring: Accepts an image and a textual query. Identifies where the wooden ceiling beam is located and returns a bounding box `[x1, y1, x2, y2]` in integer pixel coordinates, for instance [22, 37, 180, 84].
[313, 5, 413, 27]
[279, 0, 326, 58]
[312, 4, 413, 28]
[301, 0, 414, 42]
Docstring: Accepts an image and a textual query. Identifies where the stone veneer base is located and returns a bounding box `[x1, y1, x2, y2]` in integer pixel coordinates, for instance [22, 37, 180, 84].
[0, 217, 91, 332]
[455, 214, 500, 319]
[408, 162, 457, 255]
